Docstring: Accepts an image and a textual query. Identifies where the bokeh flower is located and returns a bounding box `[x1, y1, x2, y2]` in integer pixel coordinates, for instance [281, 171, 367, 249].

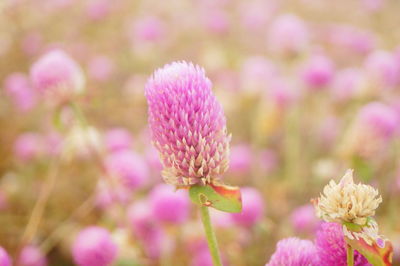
[290, 204, 321, 234]
[105, 150, 149, 190]
[0, 246, 11, 266]
[4, 73, 37, 112]
[18, 245, 47, 266]
[231, 187, 264, 227]
[72, 226, 118, 266]
[30, 49, 85, 104]
[267, 14, 309, 56]
[149, 184, 190, 224]
[104, 128, 133, 152]
[145, 61, 231, 186]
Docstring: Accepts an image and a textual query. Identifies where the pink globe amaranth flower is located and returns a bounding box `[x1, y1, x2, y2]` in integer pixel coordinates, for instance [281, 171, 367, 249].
[357, 102, 398, 140]
[229, 144, 252, 174]
[191, 248, 213, 266]
[18, 245, 47, 266]
[87, 55, 115, 82]
[0, 246, 11, 266]
[239, 0, 277, 32]
[94, 180, 130, 209]
[130, 16, 165, 43]
[30, 49, 85, 103]
[13, 133, 43, 162]
[240, 56, 278, 93]
[290, 204, 321, 234]
[127, 201, 165, 258]
[364, 50, 399, 88]
[315, 222, 370, 266]
[149, 184, 190, 224]
[202, 9, 230, 35]
[72, 226, 118, 266]
[266, 237, 318, 266]
[105, 150, 149, 190]
[85, 0, 112, 21]
[145, 61, 231, 186]
[268, 78, 297, 108]
[331, 68, 363, 102]
[328, 25, 376, 55]
[4, 73, 37, 112]
[231, 187, 264, 227]
[104, 128, 133, 152]
[267, 14, 309, 56]
[301, 54, 335, 90]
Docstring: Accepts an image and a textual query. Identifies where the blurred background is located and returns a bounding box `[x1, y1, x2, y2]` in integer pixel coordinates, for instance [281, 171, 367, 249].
[1, 0, 400, 265]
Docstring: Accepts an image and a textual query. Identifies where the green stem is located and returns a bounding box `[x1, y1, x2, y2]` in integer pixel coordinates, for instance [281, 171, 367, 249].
[200, 206, 223, 266]
[346, 244, 354, 266]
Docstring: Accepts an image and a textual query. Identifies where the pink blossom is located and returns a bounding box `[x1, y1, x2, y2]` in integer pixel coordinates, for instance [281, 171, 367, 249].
[331, 68, 363, 102]
[13, 133, 43, 162]
[149, 184, 190, 224]
[231, 187, 264, 227]
[18, 245, 47, 266]
[30, 49, 85, 103]
[0, 246, 11, 266]
[145, 61, 230, 186]
[364, 50, 399, 88]
[267, 14, 310, 56]
[290, 204, 321, 234]
[104, 128, 133, 152]
[301, 54, 335, 90]
[4, 73, 37, 112]
[105, 150, 149, 190]
[127, 201, 165, 258]
[72, 226, 118, 266]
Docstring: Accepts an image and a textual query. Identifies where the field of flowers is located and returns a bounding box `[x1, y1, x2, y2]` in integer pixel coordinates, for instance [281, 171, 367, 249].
[0, 0, 400, 265]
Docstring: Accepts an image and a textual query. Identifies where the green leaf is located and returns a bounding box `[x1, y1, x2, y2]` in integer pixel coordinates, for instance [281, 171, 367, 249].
[345, 237, 393, 266]
[189, 183, 242, 213]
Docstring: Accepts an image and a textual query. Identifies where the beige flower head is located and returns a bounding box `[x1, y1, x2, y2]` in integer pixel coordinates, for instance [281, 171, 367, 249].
[315, 169, 382, 225]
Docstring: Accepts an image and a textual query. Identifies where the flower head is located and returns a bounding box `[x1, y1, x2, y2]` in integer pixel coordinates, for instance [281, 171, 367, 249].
[230, 187, 264, 227]
[105, 150, 149, 190]
[290, 204, 321, 234]
[145, 61, 230, 186]
[149, 184, 190, 224]
[72, 226, 118, 266]
[30, 49, 84, 103]
[315, 222, 370, 266]
[266, 237, 318, 266]
[18, 245, 47, 266]
[315, 169, 382, 226]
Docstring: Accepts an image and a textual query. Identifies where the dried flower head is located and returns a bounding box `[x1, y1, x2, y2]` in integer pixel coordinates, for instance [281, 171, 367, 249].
[145, 61, 231, 186]
[315, 169, 382, 226]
